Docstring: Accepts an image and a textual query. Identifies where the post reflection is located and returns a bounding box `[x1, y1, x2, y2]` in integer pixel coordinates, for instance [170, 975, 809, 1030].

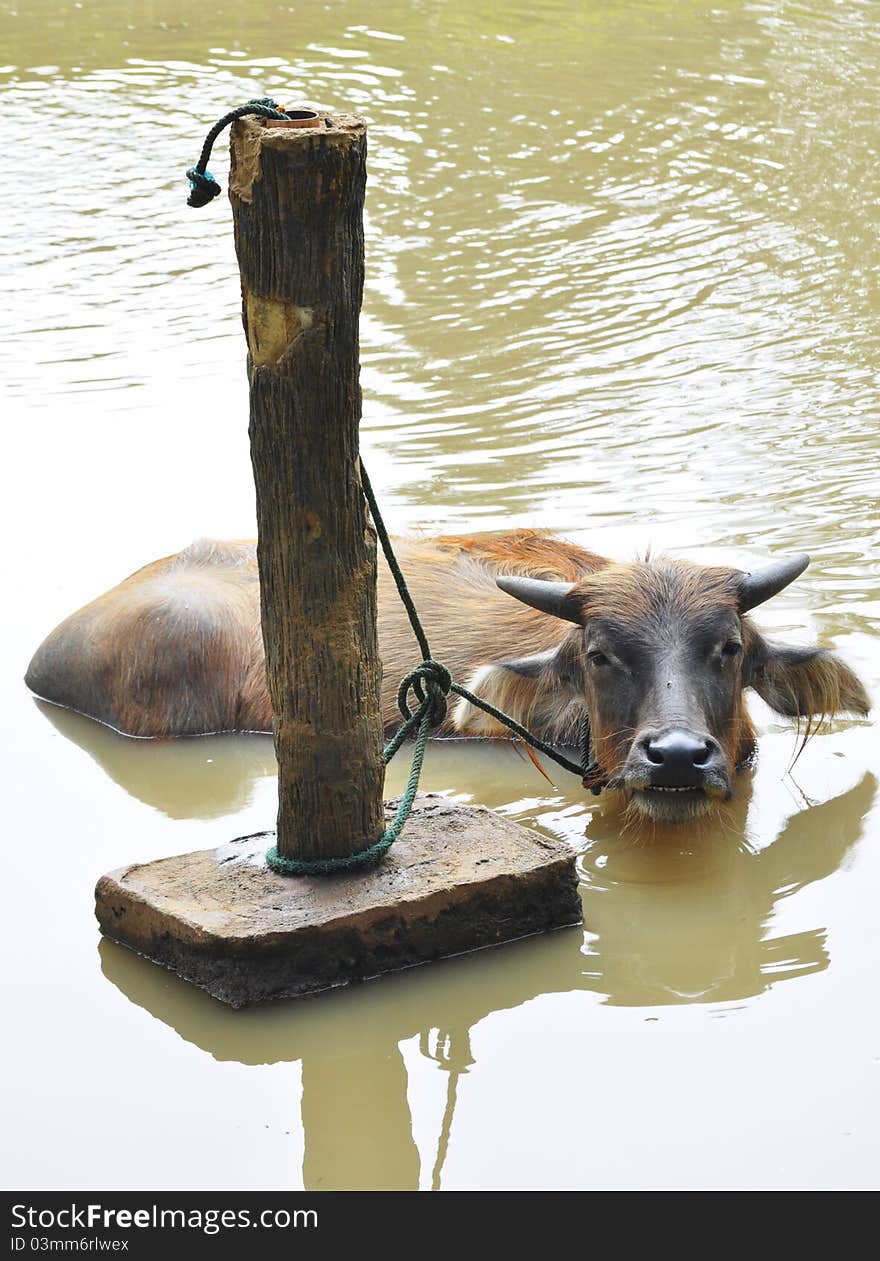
[98, 770, 874, 1189]
[419, 1027, 475, 1191]
[299, 1036, 420, 1191]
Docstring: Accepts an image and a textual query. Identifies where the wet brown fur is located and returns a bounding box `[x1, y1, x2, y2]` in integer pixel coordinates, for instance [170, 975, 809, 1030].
[25, 531, 605, 739]
[26, 534, 869, 778]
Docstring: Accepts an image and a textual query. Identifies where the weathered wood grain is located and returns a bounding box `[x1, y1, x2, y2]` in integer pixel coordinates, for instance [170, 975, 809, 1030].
[229, 115, 385, 861]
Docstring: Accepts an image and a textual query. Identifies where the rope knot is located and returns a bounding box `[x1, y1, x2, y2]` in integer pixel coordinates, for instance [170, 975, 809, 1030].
[397, 659, 452, 728]
[186, 167, 221, 208]
[581, 761, 608, 796]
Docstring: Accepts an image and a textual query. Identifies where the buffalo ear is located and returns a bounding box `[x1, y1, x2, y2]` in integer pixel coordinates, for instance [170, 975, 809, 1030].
[747, 638, 870, 718]
[451, 636, 584, 741]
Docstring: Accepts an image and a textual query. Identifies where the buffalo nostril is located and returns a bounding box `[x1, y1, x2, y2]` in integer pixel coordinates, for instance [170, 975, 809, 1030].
[693, 741, 712, 767]
[645, 740, 665, 766]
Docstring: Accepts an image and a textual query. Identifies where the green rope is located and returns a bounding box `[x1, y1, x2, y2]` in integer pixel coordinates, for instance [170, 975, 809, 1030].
[360, 463, 595, 781]
[186, 98, 288, 207]
[267, 661, 447, 875]
[186, 99, 339, 207]
[266, 461, 599, 877]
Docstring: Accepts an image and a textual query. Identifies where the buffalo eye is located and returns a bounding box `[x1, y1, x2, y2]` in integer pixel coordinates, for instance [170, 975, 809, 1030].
[587, 650, 611, 668]
[719, 640, 743, 661]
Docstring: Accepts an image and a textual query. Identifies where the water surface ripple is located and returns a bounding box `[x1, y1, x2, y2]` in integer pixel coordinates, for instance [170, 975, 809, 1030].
[2, 0, 879, 1191]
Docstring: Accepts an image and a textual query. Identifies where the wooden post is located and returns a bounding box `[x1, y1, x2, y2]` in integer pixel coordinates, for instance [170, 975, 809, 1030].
[93, 108, 582, 1007]
[228, 114, 385, 862]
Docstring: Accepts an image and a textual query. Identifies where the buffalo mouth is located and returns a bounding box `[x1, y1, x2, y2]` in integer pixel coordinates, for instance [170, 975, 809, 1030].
[627, 784, 724, 823]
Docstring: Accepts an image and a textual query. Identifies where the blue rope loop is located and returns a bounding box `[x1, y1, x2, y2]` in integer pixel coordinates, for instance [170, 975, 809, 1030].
[186, 168, 220, 208]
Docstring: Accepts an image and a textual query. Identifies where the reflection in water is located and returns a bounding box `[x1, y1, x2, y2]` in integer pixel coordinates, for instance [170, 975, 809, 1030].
[37, 700, 276, 820]
[581, 773, 876, 1004]
[99, 772, 874, 1188]
[300, 1038, 421, 1191]
[420, 1027, 474, 1192]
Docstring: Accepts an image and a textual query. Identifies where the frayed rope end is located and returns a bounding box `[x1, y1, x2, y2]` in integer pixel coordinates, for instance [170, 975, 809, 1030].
[186, 167, 221, 208]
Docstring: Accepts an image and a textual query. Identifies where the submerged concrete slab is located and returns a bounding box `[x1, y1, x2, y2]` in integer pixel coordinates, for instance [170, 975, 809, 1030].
[95, 794, 582, 1007]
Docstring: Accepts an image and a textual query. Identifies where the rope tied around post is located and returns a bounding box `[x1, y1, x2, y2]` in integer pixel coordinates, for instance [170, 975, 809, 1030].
[266, 461, 603, 878]
[267, 657, 450, 877]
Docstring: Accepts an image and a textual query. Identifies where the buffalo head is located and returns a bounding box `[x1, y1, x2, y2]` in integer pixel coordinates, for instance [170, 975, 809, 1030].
[454, 553, 869, 824]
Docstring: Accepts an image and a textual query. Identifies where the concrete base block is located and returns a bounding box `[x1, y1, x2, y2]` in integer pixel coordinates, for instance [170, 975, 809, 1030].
[95, 794, 582, 1007]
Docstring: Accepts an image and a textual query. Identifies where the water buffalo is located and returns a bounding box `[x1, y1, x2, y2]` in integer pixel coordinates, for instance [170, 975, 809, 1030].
[26, 531, 868, 824]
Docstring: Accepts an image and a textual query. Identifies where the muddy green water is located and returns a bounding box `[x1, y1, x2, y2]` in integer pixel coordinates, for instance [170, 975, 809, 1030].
[2, 0, 879, 1189]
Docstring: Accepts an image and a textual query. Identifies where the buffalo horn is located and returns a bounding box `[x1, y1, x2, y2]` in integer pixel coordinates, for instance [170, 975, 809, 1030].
[496, 576, 581, 623]
[738, 554, 810, 613]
